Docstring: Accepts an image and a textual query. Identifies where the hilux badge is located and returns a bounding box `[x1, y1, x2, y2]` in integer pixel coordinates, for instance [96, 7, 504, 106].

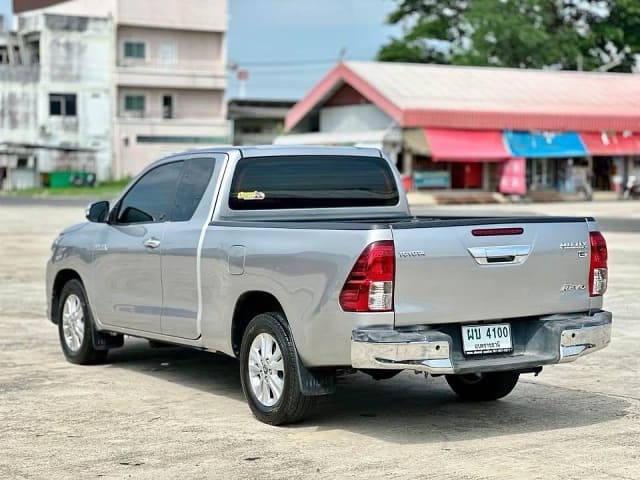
[560, 241, 587, 250]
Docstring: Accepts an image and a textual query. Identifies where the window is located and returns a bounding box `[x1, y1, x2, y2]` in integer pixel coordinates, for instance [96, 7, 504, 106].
[173, 158, 216, 221]
[162, 95, 173, 119]
[124, 95, 145, 115]
[117, 162, 184, 224]
[229, 155, 399, 210]
[49, 93, 77, 116]
[123, 41, 145, 59]
[158, 42, 177, 65]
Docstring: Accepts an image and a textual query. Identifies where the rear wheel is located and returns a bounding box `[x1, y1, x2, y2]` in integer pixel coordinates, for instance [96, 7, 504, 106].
[445, 371, 520, 401]
[239, 312, 316, 425]
[57, 279, 108, 365]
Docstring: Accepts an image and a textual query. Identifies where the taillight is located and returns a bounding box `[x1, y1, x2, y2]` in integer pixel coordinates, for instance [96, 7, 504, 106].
[589, 231, 608, 297]
[339, 240, 395, 312]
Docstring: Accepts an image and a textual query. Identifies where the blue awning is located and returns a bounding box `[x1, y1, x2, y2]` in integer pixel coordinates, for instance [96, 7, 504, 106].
[504, 131, 587, 158]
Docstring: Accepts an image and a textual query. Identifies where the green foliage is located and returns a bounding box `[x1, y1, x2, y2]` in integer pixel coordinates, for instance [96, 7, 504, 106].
[590, 0, 640, 72]
[378, 0, 639, 72]
[378, 0, 468, 63]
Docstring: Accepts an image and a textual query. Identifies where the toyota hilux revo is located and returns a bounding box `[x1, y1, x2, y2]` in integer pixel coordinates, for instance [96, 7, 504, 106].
[47, 146, 612, 425]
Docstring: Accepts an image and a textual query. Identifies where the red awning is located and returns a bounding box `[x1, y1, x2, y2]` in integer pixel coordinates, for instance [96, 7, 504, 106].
[423, 128, 510, 162]
[579, 131, 640, 156]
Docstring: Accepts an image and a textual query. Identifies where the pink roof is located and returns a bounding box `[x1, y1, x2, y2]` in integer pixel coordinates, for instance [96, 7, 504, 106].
[285, 61, 640, 132]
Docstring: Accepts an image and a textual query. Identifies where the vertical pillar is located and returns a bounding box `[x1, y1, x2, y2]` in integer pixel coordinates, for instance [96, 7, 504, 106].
[402, 149, 413, 176]
[402, 149, 414, 191]
[624, 156, 630, 182]
[482, 162, 490, 191]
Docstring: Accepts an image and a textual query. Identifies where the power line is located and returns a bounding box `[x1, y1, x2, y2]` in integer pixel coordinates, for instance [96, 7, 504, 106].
[229, 59, 338, 67]
[231, 69, 330, 77]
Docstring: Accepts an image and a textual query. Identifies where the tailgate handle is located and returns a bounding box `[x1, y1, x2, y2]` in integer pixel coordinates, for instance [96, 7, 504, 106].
[468, 245, 531, 265]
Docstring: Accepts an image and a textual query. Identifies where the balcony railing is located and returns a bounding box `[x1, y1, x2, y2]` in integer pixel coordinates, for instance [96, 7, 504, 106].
[116, 115, 227, 127]
[116, 66, 226, 90]
[117, 58, 225, 73]
[0, 65, 39, 82]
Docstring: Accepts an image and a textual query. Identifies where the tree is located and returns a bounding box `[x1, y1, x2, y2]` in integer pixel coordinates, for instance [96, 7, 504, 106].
[377, 0, 639, 72]
[590, 0, 640, 72]
[377, 0, 469, 64]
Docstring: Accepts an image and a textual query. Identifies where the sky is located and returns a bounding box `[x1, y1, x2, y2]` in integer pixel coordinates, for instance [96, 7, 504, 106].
[226, 0, 400, 99]
[0, 0, 400, 100]
[0, 0, 10, 29]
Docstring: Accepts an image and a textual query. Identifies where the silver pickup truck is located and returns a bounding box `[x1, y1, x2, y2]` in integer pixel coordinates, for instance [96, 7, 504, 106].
[46, 146, 612, 425]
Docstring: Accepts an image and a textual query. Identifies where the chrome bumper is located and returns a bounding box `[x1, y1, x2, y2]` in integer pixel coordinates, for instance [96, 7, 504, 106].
[351, 311, 612, 375]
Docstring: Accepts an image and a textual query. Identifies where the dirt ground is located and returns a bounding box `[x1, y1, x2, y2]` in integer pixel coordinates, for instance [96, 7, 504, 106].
[1, 200, 638, 480]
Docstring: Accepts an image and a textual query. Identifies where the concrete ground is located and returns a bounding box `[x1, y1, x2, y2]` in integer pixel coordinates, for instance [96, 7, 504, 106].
[1, 199, 638, 479]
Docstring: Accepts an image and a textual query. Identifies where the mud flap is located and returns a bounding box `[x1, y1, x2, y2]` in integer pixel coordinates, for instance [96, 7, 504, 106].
[295, 356, 336, 396]
[92, 330, 124, 350]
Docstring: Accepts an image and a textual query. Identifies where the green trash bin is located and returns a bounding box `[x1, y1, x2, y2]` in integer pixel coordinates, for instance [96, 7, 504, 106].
[48, 171, 73, 188]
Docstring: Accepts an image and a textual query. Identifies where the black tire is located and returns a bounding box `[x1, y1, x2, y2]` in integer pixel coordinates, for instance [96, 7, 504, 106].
[445, 371, 520, 401]
[239, 312, 316, 425]
[57, 279, 108, 365]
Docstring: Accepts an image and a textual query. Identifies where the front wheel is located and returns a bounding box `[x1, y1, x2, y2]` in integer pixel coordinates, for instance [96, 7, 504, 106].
[445, 371, 520, 401]
[239, 312, 316, 425]
[57, 279, 108, 365]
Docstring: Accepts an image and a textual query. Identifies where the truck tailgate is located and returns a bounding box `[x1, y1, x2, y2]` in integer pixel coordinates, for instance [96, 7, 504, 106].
[391, 218, 592, 327]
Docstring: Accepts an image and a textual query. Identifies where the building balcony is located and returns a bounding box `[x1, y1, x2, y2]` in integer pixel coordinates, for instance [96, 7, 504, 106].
[116, 62, 226, 90]
[0, 65, 40, 82]
[115, 116, 230, 143]
[116, 115, 227, 128]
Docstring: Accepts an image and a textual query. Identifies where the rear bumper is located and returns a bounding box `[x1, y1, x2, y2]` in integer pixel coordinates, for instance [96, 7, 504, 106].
[351, 310, 612, 375]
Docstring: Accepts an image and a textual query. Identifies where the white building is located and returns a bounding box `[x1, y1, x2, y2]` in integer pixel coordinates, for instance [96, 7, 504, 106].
[1, 0, 228, 188]
[0, 12, 112, 188]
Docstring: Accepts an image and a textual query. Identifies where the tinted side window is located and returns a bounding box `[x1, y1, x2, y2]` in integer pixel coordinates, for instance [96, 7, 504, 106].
[117, 161, 184, 224]
[173, 157, 216, 221]
[229, 155, 399, 210]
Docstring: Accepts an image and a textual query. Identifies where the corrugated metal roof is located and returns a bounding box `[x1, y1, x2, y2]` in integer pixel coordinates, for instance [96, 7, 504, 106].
[286, 61, 640, 132]
[273, 129, 400, 146]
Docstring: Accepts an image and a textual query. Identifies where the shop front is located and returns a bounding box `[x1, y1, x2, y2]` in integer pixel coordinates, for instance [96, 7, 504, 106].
[281, 61, 640, 197]
[579, 131, 640, 194]
[407, 128, 512, 191]
[503, 130, 587, 193]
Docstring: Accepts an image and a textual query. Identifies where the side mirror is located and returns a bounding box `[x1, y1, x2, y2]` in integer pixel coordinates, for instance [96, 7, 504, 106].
[86, 201, 110, 223]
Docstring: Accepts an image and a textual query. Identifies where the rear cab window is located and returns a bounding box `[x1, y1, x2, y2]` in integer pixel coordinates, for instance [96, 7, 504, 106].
[229, 155, 399, 210]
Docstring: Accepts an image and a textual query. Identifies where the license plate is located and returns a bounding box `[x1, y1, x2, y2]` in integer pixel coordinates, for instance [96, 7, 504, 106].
[462, 323, 513, 355]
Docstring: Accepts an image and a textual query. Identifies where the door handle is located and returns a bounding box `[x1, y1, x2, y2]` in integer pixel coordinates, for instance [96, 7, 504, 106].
[143, 238, 161, 249]
[468, 245, 531, 265]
